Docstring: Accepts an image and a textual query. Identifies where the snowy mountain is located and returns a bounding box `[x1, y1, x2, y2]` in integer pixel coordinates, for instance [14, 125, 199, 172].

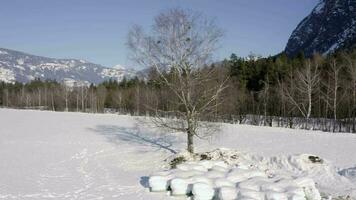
[0, 48, 135, 84]
[285, 0, 356, 57]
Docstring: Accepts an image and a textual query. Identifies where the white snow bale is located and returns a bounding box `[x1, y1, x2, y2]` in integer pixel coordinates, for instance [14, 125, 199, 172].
[170, 178, 190, 196]
[218, 186, 237, 200]
[193, 165, 209, 172]
[147, 156, 323, 200]
[260, 179, 296, 193]
[227, 168, 251, 182]
[199, 160, 216, 169]
[177, 163, 208, 172]
[285, 186, 306, 198]
[214, 178, 235, 188]
[212, 165, 230, 172]
[293, 177, 321, 200]
[205, 170, 226, 179]
[227, 168, 267, 183]
[191, 176, 213, 185]
[288, 194, 307, 200]
[149, 175, 169, 192]
[238, 177, 272, 191]
[174, 170, 203, 178]
[236, 163, 251, 170]
[213, 161, 229, 169]
[192, 182, 215, 200]
[265, 191, 288, 200]
[238, 189, 265, 200]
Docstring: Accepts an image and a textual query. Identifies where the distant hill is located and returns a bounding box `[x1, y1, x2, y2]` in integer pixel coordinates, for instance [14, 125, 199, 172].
[0, 48, 135, 85]
[285, 0, 356, 57]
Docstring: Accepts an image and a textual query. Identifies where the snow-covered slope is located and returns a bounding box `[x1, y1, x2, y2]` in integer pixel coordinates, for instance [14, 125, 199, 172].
[0, 108, 355, 199]
[0, 48, 136, 84]
[285, 0, 356, 57]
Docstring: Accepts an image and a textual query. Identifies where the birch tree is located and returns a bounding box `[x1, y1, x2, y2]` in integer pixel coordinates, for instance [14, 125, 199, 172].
[329, 59, 343, 131]
[127, 8, 225, 154]
[283, 59, 320, 128]
[344, 53, 356, 132]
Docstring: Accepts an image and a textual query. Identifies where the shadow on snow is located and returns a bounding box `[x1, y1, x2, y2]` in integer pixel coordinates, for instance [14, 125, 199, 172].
[87, 123, 178, 154]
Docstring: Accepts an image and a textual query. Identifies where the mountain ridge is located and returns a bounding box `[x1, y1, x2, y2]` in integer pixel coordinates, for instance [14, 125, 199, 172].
[285, 0, 356, 57]
[0, 47, 135, 85]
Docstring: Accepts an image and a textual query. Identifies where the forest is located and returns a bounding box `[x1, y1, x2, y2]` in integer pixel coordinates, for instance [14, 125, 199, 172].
[1, 49, 356, 133]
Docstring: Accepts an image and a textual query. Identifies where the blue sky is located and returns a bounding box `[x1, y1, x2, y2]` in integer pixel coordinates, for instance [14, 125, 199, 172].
[0, 0, 318, 68]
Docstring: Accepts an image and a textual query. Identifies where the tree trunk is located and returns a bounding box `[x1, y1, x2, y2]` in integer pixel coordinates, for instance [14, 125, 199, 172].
[187, 128, 194, 154]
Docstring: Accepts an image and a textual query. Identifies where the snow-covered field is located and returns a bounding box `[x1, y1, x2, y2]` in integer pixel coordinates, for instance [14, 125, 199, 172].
[0, 108, 355, 199]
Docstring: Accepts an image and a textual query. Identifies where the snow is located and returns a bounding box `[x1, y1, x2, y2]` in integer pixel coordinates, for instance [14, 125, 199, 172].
[340, 167, 356, 182]
[101, 68, 125, 82]
[313, 0, 325, 14]
[112, 64, 126, 70]
[63, 78, 90, 88]
[39, 62, 70, 70]
[0, 108, 355, 199]
[16, 58, 25, 65]
[0, 48, 137, 84]
[0, 67, 15, 83]
[0, 50, 8, 55]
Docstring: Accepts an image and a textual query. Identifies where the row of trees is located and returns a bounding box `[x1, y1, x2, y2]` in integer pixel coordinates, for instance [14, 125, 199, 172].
[225, 51, 356, 132]
[1, 50, 355, 132]
[0, 78, 143, 114]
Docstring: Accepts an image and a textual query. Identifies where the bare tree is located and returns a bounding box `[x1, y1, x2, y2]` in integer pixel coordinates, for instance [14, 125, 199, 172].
[127, 8, 225, 154]
[329, 59, 343, 131]
[282, 59, 320, 128]
[261, 74, 270, 126]
[63, 85, 70, 112]
[344, 53, 356, 132]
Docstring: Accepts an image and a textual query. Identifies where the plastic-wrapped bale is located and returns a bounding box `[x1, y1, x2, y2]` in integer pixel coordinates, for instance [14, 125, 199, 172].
[212, 161, 229, 169]
[238, 198, 260, 200]
[226, 168, 251, 183]
[227, 168, 267, 183]
[259, 177, 298, 193]
[192, 182, 215, 200]
[205, 170, 226, 179]
[293, 177, 321, 200]
[238, 177, 272, 191]
[236, 163, 251, 170]
[265, 191, 288, 200]
[244, 170, 267, 179]
[191, 176, 213, 185]
[177, 163, 207, 172]
[174, 170, 203, 179]
[288, 194, 307, 200]
[193, 165, 209, 172]
[199, 160, 216, 169]
[237, 189, 265, 200]
[170, 178, 190, 196]
[218, 186, 238, 200]
[285, 186, 306, 200]
[214, 178, 235, 188]
[211, 165, 230, 172]
[149, 175, 170, 192]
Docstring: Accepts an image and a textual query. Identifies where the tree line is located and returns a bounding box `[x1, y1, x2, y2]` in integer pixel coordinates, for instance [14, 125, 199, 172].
[1, 50, 355, 133]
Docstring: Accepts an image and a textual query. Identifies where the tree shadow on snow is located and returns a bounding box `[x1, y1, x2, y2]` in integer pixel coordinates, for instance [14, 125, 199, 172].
[88, 123, 177, 154]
